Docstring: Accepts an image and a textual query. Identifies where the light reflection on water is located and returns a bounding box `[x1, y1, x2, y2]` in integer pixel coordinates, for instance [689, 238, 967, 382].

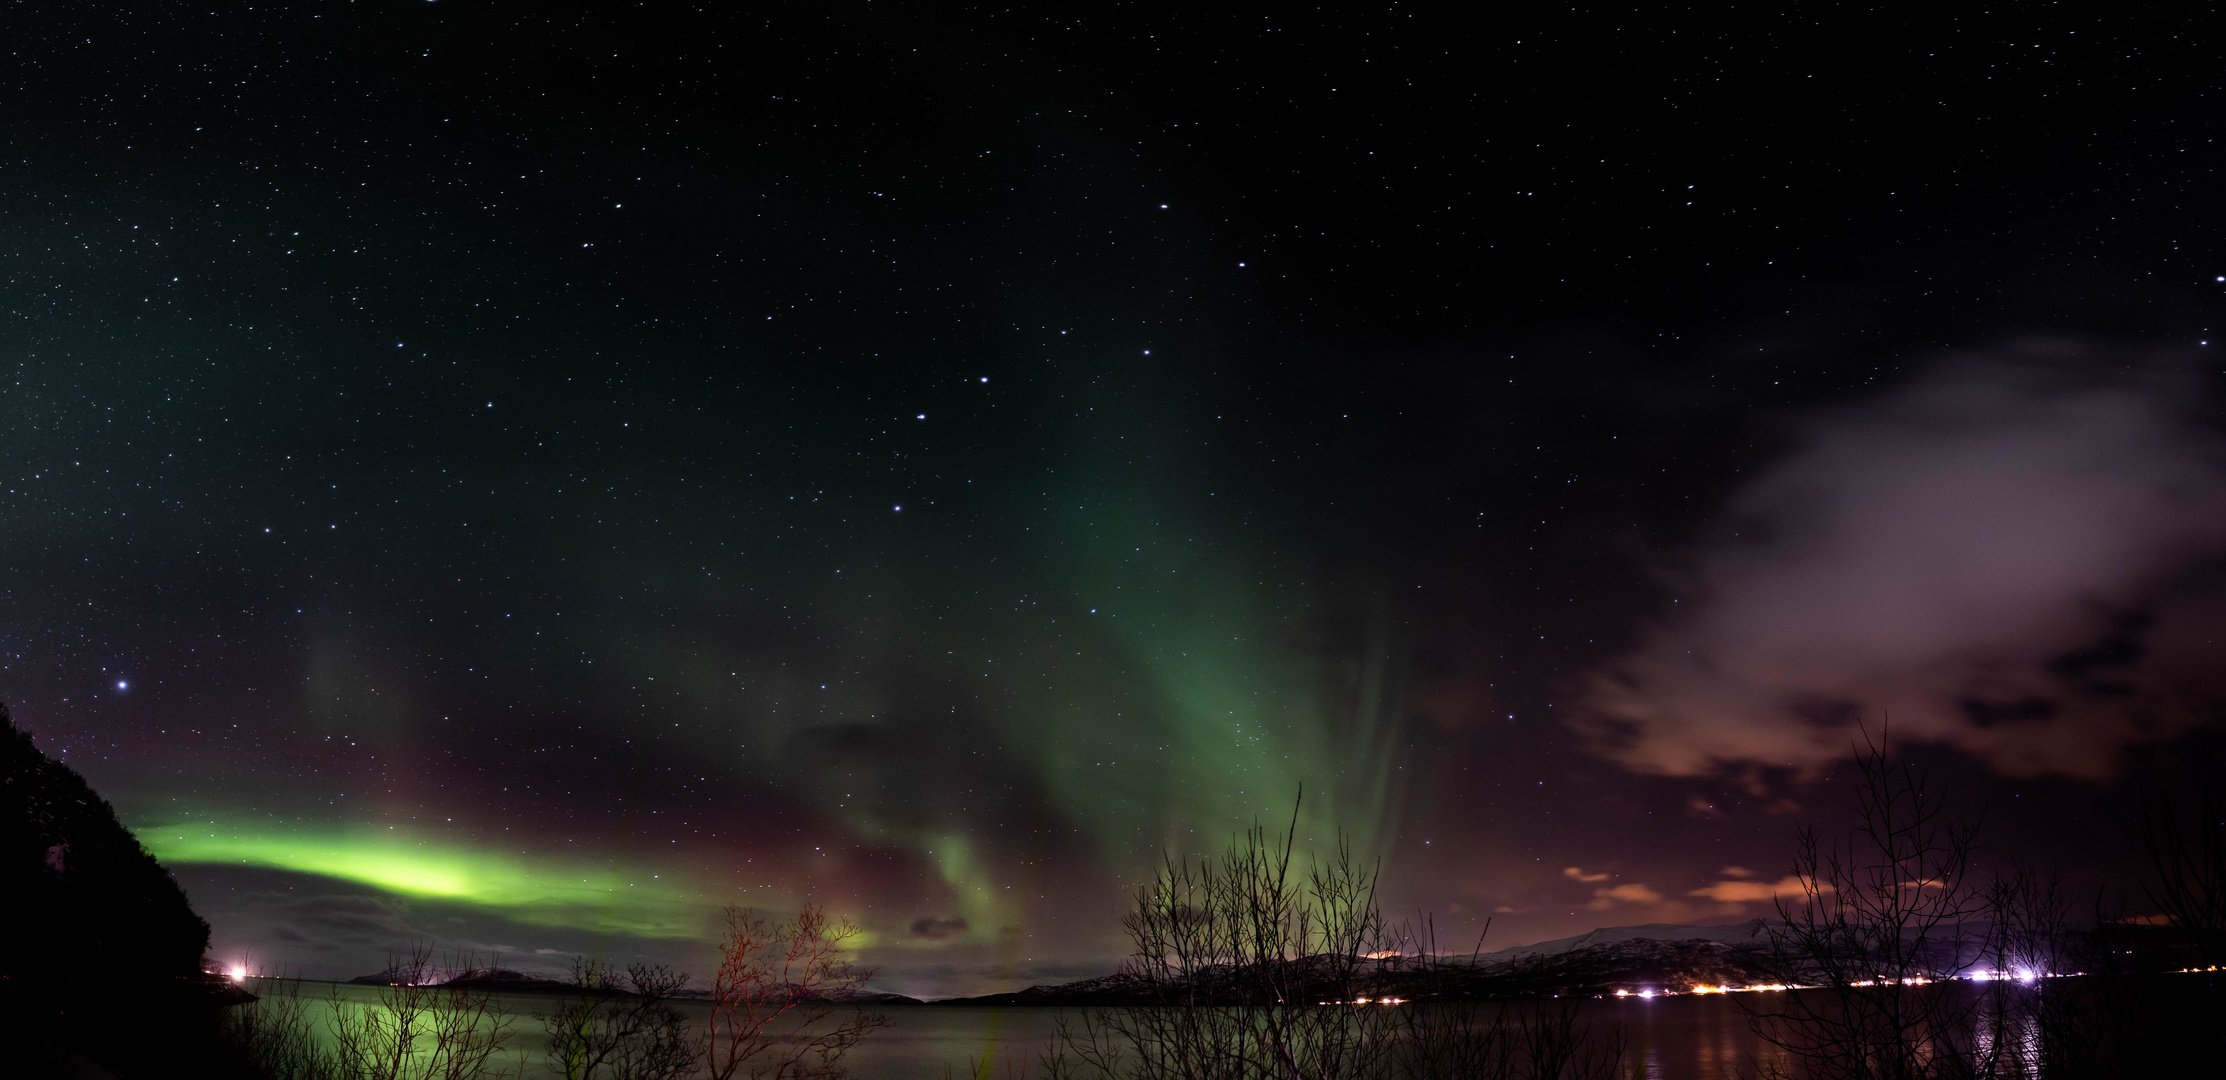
[255, 982, 1796, 1079]
[826, 996, 1793, 1079]
[1600, 994, 1785, 1080]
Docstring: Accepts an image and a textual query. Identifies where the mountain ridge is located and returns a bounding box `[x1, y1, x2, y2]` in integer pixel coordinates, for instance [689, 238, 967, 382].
[929, 921, 1790, 1004]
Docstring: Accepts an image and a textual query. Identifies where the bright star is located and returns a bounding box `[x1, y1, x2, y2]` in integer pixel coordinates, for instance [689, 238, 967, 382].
[116, 680, 128, 690]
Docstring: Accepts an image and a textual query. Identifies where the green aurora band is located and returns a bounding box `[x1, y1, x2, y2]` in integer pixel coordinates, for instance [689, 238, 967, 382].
[45, 164, 1413, 955]
[138, 822, 716, 938]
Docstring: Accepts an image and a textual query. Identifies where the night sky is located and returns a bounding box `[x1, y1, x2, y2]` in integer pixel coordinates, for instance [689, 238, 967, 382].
[6, 3, 2225, 997]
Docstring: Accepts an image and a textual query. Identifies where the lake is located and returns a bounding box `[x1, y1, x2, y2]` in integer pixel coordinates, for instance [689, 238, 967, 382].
[255, 980, 1789, 1078]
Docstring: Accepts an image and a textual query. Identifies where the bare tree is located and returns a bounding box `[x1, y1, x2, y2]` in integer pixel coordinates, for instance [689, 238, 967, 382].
[704, 904, 889, 1080]
[604, 965, 696, 1080]
[1050, 794, 1620, 1080]
[1385, 999, 1619, 1080]
[2017, 756, 2226, 1077]
[543, 960, 695, 1080]
[328, 944, 514, 1080]
[221, 974, 334, 1080]
[1744, 724, 1993, 1080]
[1050, 794, 1393, 1080]
[1965, 864, 2072, 1077]
[1379, 918, 1622, 1080]
[2139, 757, 2226, 965]
[544, 960, 622, 1080]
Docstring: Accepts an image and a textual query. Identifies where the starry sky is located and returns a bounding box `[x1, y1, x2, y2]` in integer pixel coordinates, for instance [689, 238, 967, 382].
[6, 3, 2226, 996]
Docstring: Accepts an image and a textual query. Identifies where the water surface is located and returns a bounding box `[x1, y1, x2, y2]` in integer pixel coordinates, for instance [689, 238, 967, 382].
[256, 981, 1787, 1079]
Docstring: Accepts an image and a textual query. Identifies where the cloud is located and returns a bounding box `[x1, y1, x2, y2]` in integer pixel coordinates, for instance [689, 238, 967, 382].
[908, 916, 970, 941]
[1585, 883, 1663, 910]
[1562, 866, 1610, 883]
[1578, 344, 2226, 780]
[1689, 875, 1817, 903]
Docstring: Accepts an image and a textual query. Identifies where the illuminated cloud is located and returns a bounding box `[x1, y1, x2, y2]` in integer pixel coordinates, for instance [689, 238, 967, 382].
[1579, 344, 2226, 780]
[1689, 876, 1816, 903]
[1585, 883, 1662, 910]
[1562, 866, 1610, 883]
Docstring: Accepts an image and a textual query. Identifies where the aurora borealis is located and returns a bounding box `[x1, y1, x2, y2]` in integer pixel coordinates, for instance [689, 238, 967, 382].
[8, 5, 2226, 996]
[1, 148, 1410, 985]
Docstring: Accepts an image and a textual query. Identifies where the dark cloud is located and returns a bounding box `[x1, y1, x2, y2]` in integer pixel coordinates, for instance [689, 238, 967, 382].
[909, 916, 970, 940]
[1579, 342, 2226, 780]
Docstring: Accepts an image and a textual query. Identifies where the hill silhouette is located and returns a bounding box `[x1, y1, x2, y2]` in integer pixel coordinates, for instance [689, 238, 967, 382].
[1, 703, 227, 1076]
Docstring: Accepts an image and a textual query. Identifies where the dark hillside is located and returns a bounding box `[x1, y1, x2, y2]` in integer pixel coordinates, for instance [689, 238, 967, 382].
[0, 703, 228, 1076]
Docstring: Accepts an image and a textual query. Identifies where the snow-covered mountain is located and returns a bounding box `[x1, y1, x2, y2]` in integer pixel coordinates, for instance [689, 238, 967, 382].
[935, 922, 1793, 1004]
[1475, 920, 1776, 963]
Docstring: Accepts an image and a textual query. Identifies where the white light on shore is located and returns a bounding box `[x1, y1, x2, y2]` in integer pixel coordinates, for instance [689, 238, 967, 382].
[229, 964, 247, 981]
